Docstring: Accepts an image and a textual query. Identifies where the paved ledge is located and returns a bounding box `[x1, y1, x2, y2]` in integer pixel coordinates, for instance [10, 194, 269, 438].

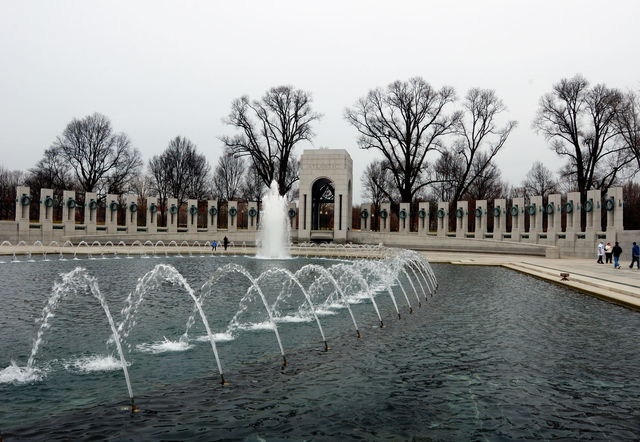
[422, 251, 640, 311]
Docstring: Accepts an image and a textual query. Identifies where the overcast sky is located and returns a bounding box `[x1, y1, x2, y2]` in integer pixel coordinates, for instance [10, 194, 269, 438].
[1, 0, 639, 202]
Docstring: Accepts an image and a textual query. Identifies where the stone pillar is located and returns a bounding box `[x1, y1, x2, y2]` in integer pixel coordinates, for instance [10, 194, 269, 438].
[585, 189, 601, 234]
[287, 202, 297, 231]
[146, 197, 158, 234]
[126, 195, 138, 233]
[436, 201, 448, 237]
[167, 198, 178, 234]
[39, 188, 54, 238]
[207, 200, 218, 233]
[62, 190, 77, 236]
[605, 187, 624, 233]
[247, 201, 259, 231]
[455, 201, 468, 238]
[509, 197, 524, 238]
[547, 194, 562, 234]
[227, 201, 238, 232]
[299, 190, 310, 241]
[379, 202, 391, 233]
[334, 185, 351, 243]
[493, 198, 506, 238]
[84, 192, 98, 235]
[475, 200, 487, 237]
[418, 202, 429, 235]
[106, 194, 119, 234]
[15, 186, 31, 237]
[398, 202, 410, 234]
[360, 204, 372, 231]
[566, 192, 581, 233]
[529, 195, 543, 235]
[187, 199, 198, 234]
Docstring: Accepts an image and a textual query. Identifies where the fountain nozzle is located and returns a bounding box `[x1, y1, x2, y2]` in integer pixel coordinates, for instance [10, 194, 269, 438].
[409, 307, 413, 314]
[220, 374, 228, 385]
[379, 320, 384, 328]
[282, 356, 288, 367]
[398, 313, 402, 320]
[130, 398, 139, 414]
[356, 329, 361, 339]
[323, 341, 329, 351]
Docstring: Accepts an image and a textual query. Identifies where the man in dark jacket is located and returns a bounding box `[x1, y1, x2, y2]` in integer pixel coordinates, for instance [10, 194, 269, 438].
[612, 242, 623, 269]
[630, 242, 640, 269]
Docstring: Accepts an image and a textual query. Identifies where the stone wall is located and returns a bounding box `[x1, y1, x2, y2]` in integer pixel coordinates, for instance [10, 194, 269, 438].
[1, 184, 633, 259]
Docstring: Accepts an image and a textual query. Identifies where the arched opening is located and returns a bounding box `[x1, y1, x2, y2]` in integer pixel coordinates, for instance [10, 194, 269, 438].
[311, 178, 335, 231]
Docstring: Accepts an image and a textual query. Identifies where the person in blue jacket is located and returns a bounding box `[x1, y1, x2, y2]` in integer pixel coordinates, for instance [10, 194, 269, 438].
[629, 242, 640, 269]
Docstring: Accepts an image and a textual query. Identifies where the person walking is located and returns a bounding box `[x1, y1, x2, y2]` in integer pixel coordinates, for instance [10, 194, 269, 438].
[629, 242, 640, 269]
[612, 242, 623, 269]
[596, 241, 605, 264]
[223, 236, 229, 251]
[605, 242, 613, 264]
[211, 240, 217, 251]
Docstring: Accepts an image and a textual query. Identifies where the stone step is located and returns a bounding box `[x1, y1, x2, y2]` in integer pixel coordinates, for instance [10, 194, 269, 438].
[504, 262, 640, 310]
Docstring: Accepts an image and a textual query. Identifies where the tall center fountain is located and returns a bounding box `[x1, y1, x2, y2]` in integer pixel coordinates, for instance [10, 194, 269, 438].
[257, 181, 290, 259]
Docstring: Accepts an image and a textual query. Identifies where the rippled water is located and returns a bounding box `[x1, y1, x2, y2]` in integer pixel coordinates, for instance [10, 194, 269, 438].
[1, 255, 639, 440]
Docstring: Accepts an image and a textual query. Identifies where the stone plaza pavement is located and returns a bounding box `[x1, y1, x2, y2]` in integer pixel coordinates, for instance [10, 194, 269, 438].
[1, 244, 639, 311]
[422, 251, 640, 310]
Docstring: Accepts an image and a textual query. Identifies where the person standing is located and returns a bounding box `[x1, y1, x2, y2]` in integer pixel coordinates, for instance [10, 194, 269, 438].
[596, 241, 605, 264]
[630, 242, 640, 269]
[605, 242, 613, 264]
[211, 240, 217, 251]
[612, 242, 623, 269]
[223, 236, 229, 251]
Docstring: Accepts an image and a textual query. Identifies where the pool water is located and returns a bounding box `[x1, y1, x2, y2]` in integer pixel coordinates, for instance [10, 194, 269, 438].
[1, 254, 639, 440]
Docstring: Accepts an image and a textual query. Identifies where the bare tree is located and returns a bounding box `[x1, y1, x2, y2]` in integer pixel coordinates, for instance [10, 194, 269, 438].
[361, 159, 397, 230]
[131, 174, 153, 200]
[0, 166, 27, 219]
[430, 151, 506, 201]
[617, 91, 640, 169]
[361, 159, 398, 205]
[448, 88, 516, 202]
[241, 166, 266, 203]
[221, 86, 321, 196]
[521, 161, 559, 197]
[51, 113, 142, 194]
[148, 136, 211, 205]
[533, 75, 634, 203]
[430, 150, 464, 201]
[345, 77, 459, 203]
[463, 157, 509, 201]
[26, 147, 76, 194]
[213, 148, 245, 201]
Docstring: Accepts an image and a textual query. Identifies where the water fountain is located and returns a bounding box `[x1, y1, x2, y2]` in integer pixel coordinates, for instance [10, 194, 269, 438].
[257, 181, 290, 259]
[75, 241, 91, 260]
[104, 241, 116, 258]
[143, 240, 154, 258]
[117, 241, 129, 259]
[0, 215, 450, 439]
[61, 240, 74, 260]
[32, 240, 44, 262]
[168, 240, 180, 257]
[0, 240, 12, 263]
[155, 240, 166, 258]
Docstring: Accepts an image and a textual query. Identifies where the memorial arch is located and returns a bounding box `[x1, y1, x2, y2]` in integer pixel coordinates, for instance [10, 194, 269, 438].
[298, 149, 352, 242]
